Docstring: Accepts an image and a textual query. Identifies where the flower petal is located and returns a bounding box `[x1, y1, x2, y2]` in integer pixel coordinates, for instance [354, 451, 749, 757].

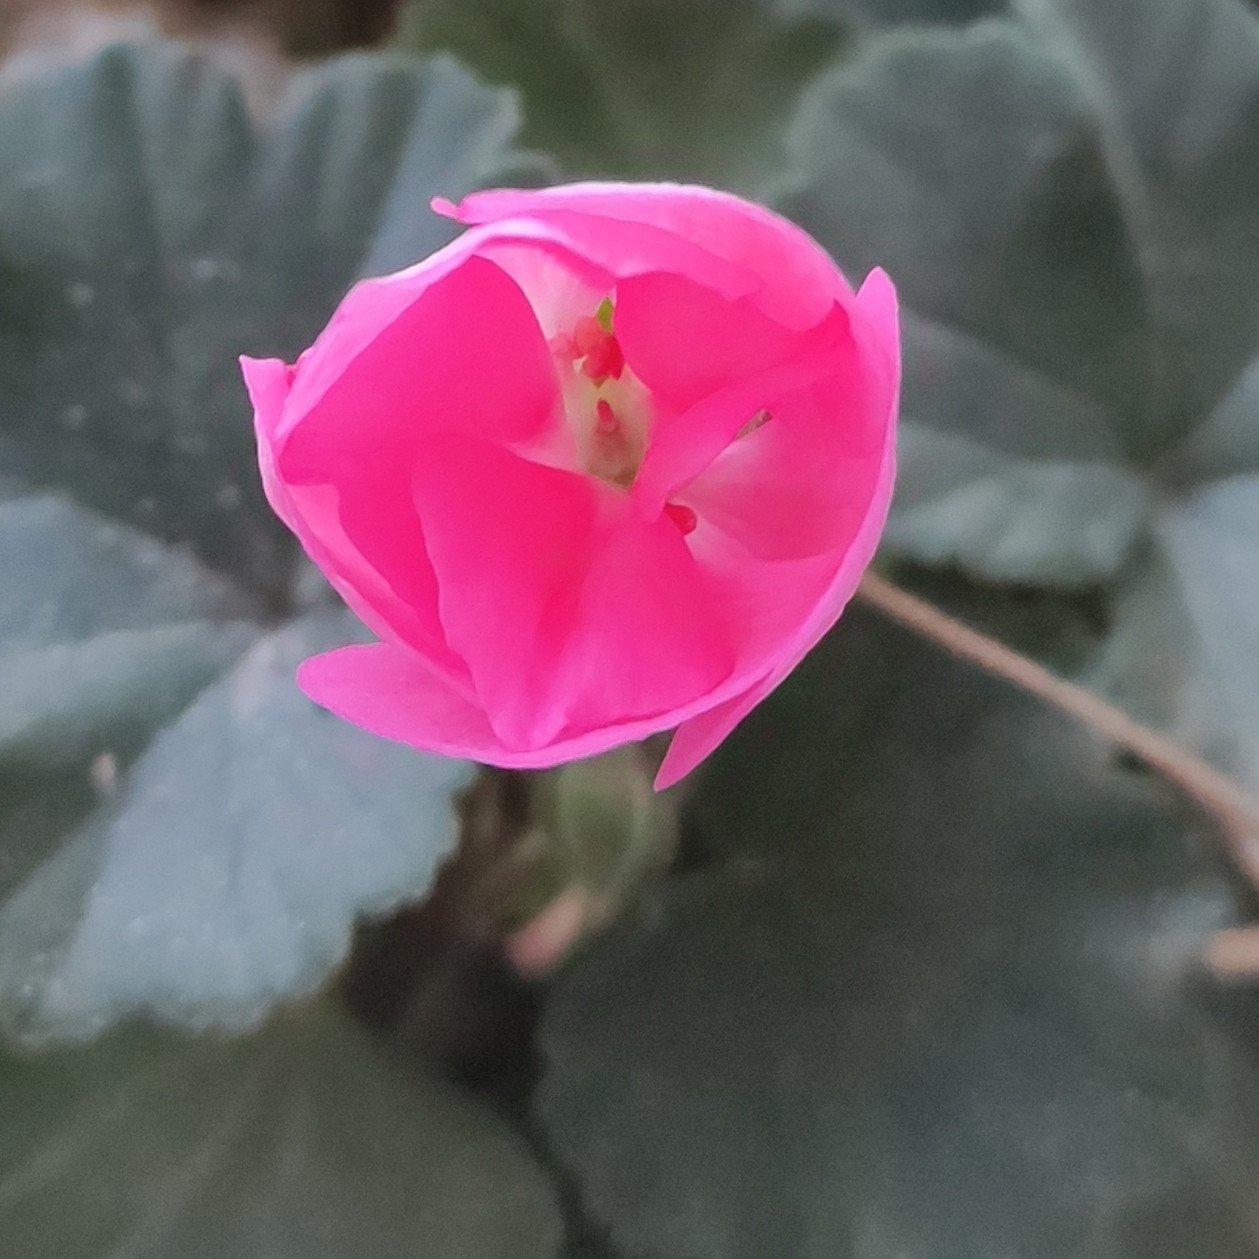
[614, 271, 832, 413]
[655, 437, 894, 790]
[246, 355, 452, 664]
[298, 643, 500, 760]
[256, 254, 565, 675]
[631, 343, 854, 531]
[242, 354, 298, 532]
[297, 641, 714, 770]
[655, 274, 901, 788]
[678, 371, 882, 562]
[412, 432, 734, 752]
[437, 182, 848, 329]
[279, 255, 559, 479]
[551, 511, 736, 737]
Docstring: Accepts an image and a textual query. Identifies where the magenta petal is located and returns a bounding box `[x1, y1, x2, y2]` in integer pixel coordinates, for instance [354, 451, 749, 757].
[437, 183, 847, 328]
[550, 512, 736, 736]
[299, 641, 714, 770]
[243, 356, 458, 669]
[654, 684, 768, 791]
[632, 352, 838, 523]
[614, 272, 820, 412]
[684, 530, 840, 679]
[289, 480, 472, 689]
[656, 289, 901, 788]
[854, 267, 900, 392]
[671, 287, 895, 562]
[412, 433, 605, 750]
[241, 355, 290, 441]
[242, 355, 296, 527]
[678, 388, 878, 562]
[413, 432, 735, 752]
[655, 455, 891, 790]
[299, 643, 501, 759]
[245, 354, 436, 654]
[256, 254, 563, 673]
[279, 255, 558, 479]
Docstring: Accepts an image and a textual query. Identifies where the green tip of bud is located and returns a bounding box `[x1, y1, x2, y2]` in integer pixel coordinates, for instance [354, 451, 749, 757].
[595, 295, 615, 332]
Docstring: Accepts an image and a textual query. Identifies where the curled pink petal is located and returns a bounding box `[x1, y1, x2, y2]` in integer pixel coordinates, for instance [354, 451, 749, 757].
[436, 182, 848, 328]
[614, 271, 828, 412]
[244, 183, 900, 789]
[411, 432, 735, 752]
[657, 270, 900, 788]
[245, 354, 452, 664]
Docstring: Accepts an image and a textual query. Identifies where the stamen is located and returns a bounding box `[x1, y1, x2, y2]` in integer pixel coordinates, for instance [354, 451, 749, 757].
[583, 336, 625, 382]
[736, 408, 772, 440]
[596, 398, 618, 434]
[572, 313, 625, 383]
[572, 316, 604, 358]
[664, 502, 698, 536]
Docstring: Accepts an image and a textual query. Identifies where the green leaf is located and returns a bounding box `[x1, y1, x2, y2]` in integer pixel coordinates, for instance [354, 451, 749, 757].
[783, 22, 1149, 433]
[0, 493, 255, 770]
[785, 0, 1006, 22]
[1095, 478, 1259, 794]
[777, 18, 1157, 583]
[1174, 352, 1259, 483]
[0, 39, 536, 601]
[887, 425, 1151, 585]
[399, 0, 848, 186]
[778, 2, 1259, 785]
[535, 607, 1259, 1258]
[778, 0, 1259, 509]
[0, 38, 531, 1039]
[1159, 480, 1259, 790]
[0, 1002, 562, 1259]
[0, 611, 472, 1044]
[1015, 0, 1259, 437]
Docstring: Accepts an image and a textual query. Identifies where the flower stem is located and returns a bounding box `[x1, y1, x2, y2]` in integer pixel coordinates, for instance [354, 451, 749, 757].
[856, 571, 1259, 980]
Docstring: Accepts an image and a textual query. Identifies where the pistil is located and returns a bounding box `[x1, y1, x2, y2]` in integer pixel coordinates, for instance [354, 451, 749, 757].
[552, 295, 650, 490]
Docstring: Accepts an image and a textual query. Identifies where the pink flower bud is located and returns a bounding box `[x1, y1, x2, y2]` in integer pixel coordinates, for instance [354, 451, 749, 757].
[241, 182, 899, 789]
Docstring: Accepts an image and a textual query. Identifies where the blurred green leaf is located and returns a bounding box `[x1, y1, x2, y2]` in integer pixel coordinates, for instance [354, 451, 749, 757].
[778, 1, 1259, 784]
[1016, 0, 1259, 437]
[0, 492, 255, 770]
[399, 0, 847, 187]
[782, 0, 1004, 19]
[0, 611, 471, 1045]
[0, 1002, 562, 1259]
[0, 37, 536, 1040]
[535, 607, 1259, 1259]
[1175, 353, 1259, 482]
[1094, 478, 1259, 793]
[780, 21, 1149, 578]
[0, 38, 538, 601]
[884, 427, 1151, 587]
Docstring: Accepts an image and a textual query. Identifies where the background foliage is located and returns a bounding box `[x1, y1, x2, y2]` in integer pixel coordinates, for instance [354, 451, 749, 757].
[1, 0, 1258, 1255]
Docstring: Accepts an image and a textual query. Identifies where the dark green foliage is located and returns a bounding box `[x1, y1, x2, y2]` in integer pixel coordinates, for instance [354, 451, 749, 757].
[2, 2, 1258, 1255]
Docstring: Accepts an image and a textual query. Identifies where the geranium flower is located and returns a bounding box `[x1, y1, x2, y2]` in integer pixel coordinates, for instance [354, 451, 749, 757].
[241, 183, 898, 789]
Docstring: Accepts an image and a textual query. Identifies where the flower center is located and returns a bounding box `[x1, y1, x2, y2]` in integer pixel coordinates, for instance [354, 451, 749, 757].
[550, 296, 650, 491]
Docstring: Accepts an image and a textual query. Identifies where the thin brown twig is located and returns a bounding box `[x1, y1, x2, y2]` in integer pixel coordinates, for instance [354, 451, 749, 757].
[856, 572, 1259, 980]
[1202, 926, 1259, 983]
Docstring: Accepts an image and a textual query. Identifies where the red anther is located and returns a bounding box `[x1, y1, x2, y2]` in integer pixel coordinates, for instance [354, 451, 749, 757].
[602, 335, 625, 380]
[579, 330, 625, 383]
[664, 502, 698, 535]
[548, 330, 577, 358]
[572, 316, 604, 357]
[596, 398, 618, 433]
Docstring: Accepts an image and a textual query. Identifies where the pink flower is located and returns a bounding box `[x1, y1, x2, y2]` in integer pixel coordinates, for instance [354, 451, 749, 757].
[241, 183, 899, 789]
